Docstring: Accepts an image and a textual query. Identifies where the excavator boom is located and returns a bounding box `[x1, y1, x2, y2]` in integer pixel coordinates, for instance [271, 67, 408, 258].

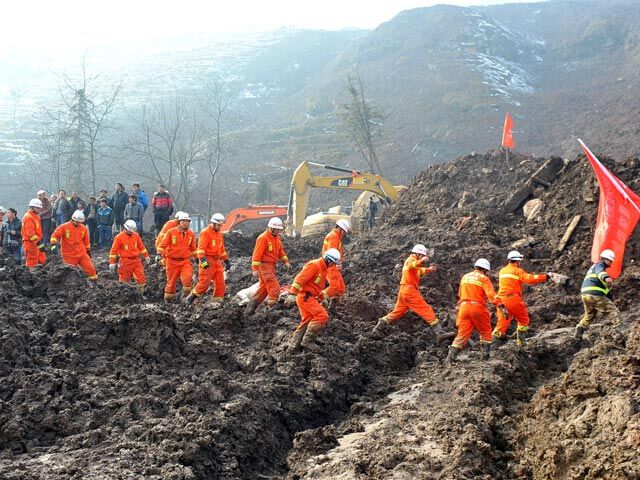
[222, 205, 288, 233]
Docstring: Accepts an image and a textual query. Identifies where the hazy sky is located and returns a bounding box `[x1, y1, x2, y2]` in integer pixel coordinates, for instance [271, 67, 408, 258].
[3, 0, 544, 55]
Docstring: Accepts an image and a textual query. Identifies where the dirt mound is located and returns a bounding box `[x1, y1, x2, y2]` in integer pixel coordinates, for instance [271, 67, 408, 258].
[1, 148, 638, 479]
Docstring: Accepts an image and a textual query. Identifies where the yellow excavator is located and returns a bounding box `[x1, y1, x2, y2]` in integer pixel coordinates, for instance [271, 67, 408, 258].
[285, 161, 404, 237]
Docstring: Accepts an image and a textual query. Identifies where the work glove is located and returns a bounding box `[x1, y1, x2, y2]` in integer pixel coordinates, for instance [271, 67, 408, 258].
[284, 294, 296, 307]
[50, 244, 58, 253]
[145, 256, 152, 265]
[109, 263, 116, 272]
[284, 262, 292, 273]
[199, 257, 209, 269]
[36, 241, 45, 251]
[252, 270, 259, 278]
[223, 259, 231, 271]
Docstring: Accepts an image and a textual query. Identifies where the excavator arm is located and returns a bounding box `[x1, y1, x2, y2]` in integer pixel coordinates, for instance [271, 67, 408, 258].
[285, 161, 399, 236]
[221, 205, 288, 233]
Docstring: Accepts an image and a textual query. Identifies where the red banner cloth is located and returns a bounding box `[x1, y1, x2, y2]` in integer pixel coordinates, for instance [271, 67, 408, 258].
[580, 139, 640, 278]
[502, 113, 515, 149]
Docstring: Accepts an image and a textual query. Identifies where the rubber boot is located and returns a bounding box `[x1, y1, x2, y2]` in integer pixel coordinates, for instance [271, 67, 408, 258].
[516, 328, 528, 347]
[184, 293, 196, 305]
[480, 342, 491, 360]
[287, 324, 308, 354]
[164, 294, 176, 303]
[492, 330, 508, 343]
[372, 317, 389, 334]
[301, 326, 322, 352]
[431, 322, 455, 343]
[574, 325, 586, 340]
[245, 299, 259, 316]
[446, 346, 458, 364]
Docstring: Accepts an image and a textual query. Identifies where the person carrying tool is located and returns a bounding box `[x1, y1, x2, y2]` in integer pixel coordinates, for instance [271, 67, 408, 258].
[157, 212, 196, 302]
[154, 211, 184, 265]
[447, 258, 501, 363]
[185, 213, 230, 306]
[492, 250, 549, 346]
[574, 249, 619, 340]
[284, 248, 341, 352]
[373, 244, 453, 341]
[245, 217, 291, 315]
[321, 219, 350, 298]
[22, 198, 46, 268]
[109, 220, 150, 294]
[50, 211, 98, 284]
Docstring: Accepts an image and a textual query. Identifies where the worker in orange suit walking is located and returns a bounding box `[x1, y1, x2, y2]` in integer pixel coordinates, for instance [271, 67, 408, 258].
[284, 248, 342, 352]
[157, 212, 196, 302]
[492, 250, 548, 346]
[373, 244, 453, 341]
[447, 258, 501, 363]
[185, 213, 231, 306]
[109, 220, 151, 294]
[50, 211, 98, 284]
[22, 198, 46, 267]
[321, 219, 350, 299]
[245, 217, 291, 315]
[154, 211, 183, 266]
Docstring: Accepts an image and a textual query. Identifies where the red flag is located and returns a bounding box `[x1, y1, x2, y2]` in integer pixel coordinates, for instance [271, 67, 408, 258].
[502, 113, 515, 149]
[580, 139, 640, 278]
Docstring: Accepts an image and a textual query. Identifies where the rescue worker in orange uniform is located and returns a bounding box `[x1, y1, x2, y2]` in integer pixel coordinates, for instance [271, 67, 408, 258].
[245, 217, 291, 315]
[154, 211, 183, 265]
[321, 219, 350, 298]
[185, 213, 231, 306]
[283, 248, 342, 352]
[22, 198, 46, 267]
[492, 250, 548, 346]
[447, 258, 501, 363]
[157, 212, 196, 302]
[50, 211, 98, 283]
[373, 244, 453, 341]
[109, 220, 151, 294]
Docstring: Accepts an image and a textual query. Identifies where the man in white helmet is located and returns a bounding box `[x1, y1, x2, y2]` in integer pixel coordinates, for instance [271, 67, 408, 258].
[109, 220, 150, 294]
[373, 244, 453, 341]
[447, 258, 501, 363]
[321, 219, 350, 300]
[185, 213, 230, 306]
[574, 249, 620, 340]
[283, 248, 342, 352]
[21, 199, 46, 267]
[492, 250, 550, 346]
[246, 217, 291, 315]
[156, 212, 196, 301]
[50, 210, 98, 283]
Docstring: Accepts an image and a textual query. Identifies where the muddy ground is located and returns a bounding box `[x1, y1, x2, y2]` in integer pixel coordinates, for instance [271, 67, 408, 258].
[1, 149, 639, 479]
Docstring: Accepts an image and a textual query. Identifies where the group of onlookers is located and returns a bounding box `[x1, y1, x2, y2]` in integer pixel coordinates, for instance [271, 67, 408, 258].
[1, 182, 175, 264]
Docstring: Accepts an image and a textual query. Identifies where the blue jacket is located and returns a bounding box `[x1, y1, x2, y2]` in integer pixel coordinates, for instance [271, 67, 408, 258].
[581, 261, 612, 297]
[97, 206, 114, 226]
[135, 190, 149, 211]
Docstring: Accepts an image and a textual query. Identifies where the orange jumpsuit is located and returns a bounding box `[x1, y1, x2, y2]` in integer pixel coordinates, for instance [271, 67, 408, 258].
[290, 258, 330, 334]
[384, 254, 438, 326]
[109, 231, 149, 286]
[493, 264, 547, 337]
[251, 229, 289, 305]
[193, 225, 228, 300]
[155, 218, 179, 266]
[452, 270, 500, 350]
[157, 226, 196, 299]
[50, 222, 97, 279]
[322, 228, 346, 296]
[21, 209, 46, 267]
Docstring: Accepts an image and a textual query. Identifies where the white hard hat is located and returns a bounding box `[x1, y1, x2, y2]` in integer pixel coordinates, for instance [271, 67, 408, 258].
[71, 210, 85, 222]
[174, 210, 185, 219]
[124, 220, 137, 232]
[210, 213, 225, 225]
[336, 219, 351, 233]
[412, 244, 428, 256]
[507, 250, 524, 261]
[29, 198, 43, 209]
[600, 249, 615, 261]
[323, 248, 341, 265]
[37, 190, 46, 196]
[474, 258, 491, 271]
[268, 217, 285, 229]
[177, 212, 191, 222]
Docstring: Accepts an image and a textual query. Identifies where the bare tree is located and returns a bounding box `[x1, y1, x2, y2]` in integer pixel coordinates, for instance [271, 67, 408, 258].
[340, 70, 385, 174]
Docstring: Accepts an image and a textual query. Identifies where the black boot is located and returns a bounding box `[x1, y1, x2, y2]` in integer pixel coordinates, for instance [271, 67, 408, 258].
[574, 325, 586, 340]
[446, 346, 458, 364]
[372, 317, 389, 334]
[480, 343, 491, 360]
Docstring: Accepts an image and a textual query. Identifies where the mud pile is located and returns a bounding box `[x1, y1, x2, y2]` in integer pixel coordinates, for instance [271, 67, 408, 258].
[1, 148, 639, 479]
